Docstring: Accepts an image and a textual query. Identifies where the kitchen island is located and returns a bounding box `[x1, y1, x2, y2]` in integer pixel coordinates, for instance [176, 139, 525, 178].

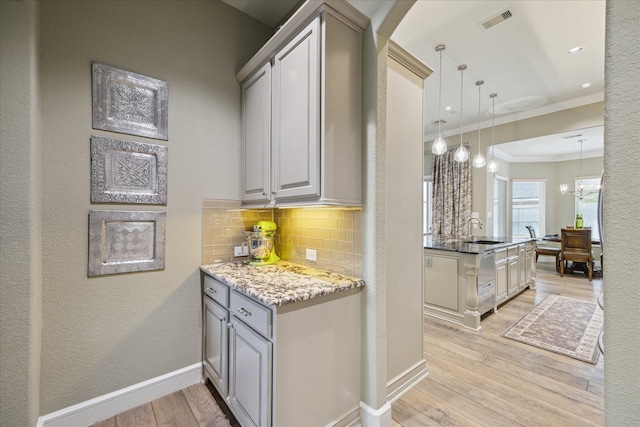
[423, 236, 536, 329]
[200, 261, 364, 427]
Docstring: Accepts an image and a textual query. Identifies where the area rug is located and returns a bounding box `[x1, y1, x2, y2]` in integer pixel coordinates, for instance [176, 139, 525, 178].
[502, 294, 603, 364]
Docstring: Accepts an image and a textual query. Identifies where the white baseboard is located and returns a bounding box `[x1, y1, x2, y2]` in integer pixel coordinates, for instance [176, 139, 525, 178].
[386, 359, 429, 403]
[359, 400, 392, 427]
[327, 405, 361, 427]
[36, 362, 203, 427]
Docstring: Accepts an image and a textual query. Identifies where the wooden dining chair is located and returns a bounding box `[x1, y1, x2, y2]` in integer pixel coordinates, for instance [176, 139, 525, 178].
[560, 227, 595, 281]
[526, 226, 561, 272]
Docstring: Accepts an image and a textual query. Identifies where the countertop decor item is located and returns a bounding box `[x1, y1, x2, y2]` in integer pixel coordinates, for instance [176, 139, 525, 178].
[200, 261, 364, 307]
[88, 210, 166, 276]
[92, 62, 168, 140]
[90, 136, 168, 204]
[502, 294, 602, 364]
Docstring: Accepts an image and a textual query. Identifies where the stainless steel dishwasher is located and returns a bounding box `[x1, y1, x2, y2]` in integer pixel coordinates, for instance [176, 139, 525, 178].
[477, 250, 496, 315]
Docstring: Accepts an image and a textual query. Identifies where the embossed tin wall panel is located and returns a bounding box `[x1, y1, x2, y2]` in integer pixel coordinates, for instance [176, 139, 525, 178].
[88, 210, 166, 276]
[91, 136, 168, 204]
[92, 62, 168, 140]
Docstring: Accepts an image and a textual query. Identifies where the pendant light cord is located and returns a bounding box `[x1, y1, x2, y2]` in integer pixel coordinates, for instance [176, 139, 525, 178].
[477, 81, 483, 156]
[458, 65, 466, 149]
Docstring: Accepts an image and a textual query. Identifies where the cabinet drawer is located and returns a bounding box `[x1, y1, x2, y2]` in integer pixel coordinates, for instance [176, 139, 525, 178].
[230, 291, 272, 339]
[495, 249, 507, 261]
[507, 246, 520, 257]
[204, 275, 229, 307]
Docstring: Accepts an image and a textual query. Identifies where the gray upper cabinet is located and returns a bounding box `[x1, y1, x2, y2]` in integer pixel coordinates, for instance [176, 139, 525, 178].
[242, 63, 272, 204]
[271, 18, 320, 201]
[237, 2, 368, 207]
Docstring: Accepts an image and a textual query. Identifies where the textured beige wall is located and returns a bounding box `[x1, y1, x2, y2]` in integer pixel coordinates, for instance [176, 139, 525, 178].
[603, 0, 640, 424]
[34, 0, 271, 415]
[0, 2, 42, 426]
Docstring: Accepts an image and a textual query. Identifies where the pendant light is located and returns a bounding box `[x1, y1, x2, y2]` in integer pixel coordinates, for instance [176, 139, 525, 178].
[431, 44, 447, 155]
[487, 93, 499, 173]
[454, 64, 469, 163]
[472, 80, 486, 168]
[560, 139, 599, 199]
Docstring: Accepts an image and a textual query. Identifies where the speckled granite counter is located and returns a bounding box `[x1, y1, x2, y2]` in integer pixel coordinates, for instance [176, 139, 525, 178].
[200, 261, 365, 307]
[424, 235, 535, 254]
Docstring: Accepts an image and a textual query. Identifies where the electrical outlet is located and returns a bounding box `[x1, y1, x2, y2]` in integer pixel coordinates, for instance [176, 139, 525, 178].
[306, 248, 317, 261]
[234, 246, 249, 257]
[425, 256, 432, 268]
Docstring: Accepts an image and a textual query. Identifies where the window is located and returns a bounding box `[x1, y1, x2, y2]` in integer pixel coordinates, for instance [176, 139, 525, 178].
[423, 176, 433, 235]
[512, 179, 546, 239]
[575, 176, 600, 240]
[493, 176, 508, 237]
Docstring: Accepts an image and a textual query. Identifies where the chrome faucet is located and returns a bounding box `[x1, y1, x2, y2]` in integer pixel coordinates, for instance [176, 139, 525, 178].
[467, 217, 484, 240]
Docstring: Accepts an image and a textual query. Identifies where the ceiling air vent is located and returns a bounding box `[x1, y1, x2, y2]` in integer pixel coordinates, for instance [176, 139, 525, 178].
[481, 9, 513, 30]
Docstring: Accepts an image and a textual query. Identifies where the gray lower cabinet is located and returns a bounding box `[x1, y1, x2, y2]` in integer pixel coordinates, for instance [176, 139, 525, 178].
[203, 296, 229, 398]
[202, 272, 361, 426]
[228, 317, 272, 427]
[495, 256, 508, 303]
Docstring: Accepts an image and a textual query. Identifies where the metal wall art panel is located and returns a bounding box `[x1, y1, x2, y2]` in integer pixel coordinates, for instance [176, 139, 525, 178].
[92, 62, 168, 140]
[91, 135, 168, 205]
[88, 210, 166, 276]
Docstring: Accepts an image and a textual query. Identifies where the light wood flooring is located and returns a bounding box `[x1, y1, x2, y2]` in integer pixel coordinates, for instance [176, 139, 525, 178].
[392, 261, 604, 427]
[90, 382, 235, 427]
[91, 261, 603, 427]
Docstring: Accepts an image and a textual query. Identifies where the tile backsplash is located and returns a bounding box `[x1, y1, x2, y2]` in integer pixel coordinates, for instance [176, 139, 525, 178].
[202, 199, 362, 277]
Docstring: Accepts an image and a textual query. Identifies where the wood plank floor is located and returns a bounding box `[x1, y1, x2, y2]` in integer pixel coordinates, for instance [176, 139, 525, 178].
[91, 261, 603, 427]
[392, 261, 604, 427]
[90, 382, 234, 427]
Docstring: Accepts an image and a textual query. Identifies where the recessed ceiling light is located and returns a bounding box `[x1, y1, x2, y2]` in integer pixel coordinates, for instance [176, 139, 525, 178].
[581, 82, 592, 89]
[566, 46, 584, 55]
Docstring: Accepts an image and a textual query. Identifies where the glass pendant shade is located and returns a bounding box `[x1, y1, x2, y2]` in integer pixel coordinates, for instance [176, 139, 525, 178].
[473, 153, 486, 168]
[432, 45, 447, 155]
[432, 135, 447, 155]
[454, 145, 469, 162]
[454, 64, 468, 163]
[488, 159, 499, 173]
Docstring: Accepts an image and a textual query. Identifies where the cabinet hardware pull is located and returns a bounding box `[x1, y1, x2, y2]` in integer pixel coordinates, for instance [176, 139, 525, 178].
[227, 323, 234, 328]
[219, 316, 225, 321]
[206, 287, 217, 293]
[237, 307, 252, 316]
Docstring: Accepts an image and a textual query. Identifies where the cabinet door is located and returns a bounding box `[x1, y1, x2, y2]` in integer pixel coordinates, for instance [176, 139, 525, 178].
[242, 63, 271, 204]
[507, 256, 519, 295]
[495, 259, 508, 303]
[525, 250, 532, 284]
[228, 317, 272, 427]
[518, 245, 526, 288]
[204, 296, 228, 398]
[272, 17, 320, 201]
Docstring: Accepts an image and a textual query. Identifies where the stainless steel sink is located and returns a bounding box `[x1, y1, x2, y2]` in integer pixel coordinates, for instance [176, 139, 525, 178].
[465, 239, 504, 245]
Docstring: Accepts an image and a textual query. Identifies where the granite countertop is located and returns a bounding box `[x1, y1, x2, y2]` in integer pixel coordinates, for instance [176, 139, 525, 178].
[424, 235, 535, 254]
[200, 261, 365, 307]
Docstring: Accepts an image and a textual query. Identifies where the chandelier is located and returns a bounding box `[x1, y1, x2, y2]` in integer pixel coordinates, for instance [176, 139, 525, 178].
[560, 139, 599, 199]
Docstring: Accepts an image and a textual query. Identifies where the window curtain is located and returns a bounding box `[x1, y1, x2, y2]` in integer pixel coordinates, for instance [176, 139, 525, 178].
[432, 149, 472, 236]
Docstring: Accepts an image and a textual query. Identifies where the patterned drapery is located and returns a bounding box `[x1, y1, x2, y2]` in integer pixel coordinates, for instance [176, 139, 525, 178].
[432, 149, 472, 236]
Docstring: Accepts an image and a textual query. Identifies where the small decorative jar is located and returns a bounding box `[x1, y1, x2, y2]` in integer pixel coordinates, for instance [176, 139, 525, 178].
[575, 214, 584, 229]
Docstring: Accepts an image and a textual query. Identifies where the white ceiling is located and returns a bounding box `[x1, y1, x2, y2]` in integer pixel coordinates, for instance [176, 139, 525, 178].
[224, 0, 606, 160]
[493, 125, 603, 162]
